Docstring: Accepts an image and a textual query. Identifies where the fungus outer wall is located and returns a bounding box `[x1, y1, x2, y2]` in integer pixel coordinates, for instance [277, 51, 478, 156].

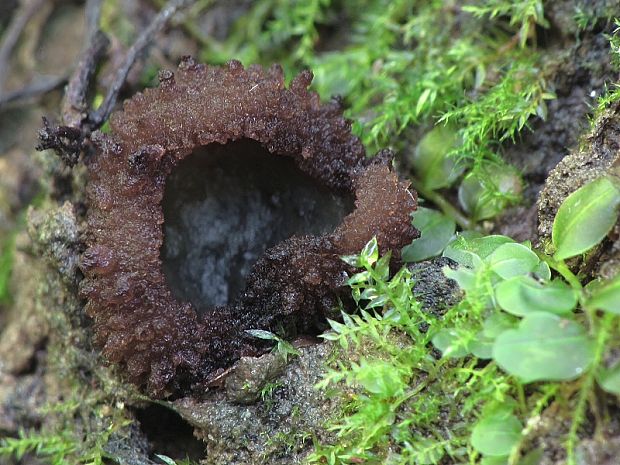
[80, 58, 419, 397]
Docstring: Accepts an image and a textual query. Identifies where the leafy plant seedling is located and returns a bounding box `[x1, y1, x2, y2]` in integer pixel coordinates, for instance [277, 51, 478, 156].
[586, 273, 620, 313]
[402, 207, 456, 262]
[493, 313, 595, 382]
[496, 276, 578, 316]
[552, 176, 620, 260]
[471, 410, 522, 457]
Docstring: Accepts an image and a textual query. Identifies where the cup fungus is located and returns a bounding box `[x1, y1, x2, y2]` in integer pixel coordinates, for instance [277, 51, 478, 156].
[79, 57, 419, 398]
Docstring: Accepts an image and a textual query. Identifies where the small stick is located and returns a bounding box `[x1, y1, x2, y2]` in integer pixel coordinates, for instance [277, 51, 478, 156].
[88, 0, 194, 128]
[61, 30, 110, 128]
[0, 0, 47, 98]
[0, 75, 66, 109]
[38, 0, 193, 166]
[61, 0, 108, 128]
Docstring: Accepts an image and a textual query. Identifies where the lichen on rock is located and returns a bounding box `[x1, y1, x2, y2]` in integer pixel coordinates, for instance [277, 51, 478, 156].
[79, 57, 419, 398]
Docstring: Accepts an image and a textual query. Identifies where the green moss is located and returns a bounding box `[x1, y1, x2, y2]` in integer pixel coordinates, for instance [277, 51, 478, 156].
[0, 387, 133, 465]
[0, 231, 16, 305]
[194, 0, 558, 223]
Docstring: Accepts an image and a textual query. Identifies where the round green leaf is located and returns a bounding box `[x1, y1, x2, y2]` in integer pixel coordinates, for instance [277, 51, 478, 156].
[486, 243, 540, 279]
[470, 335, 494, 359]
[402, 207, 456, 262]
[534, 260, 551, 281]
[356, 359, 406, 397]
[471, 314, 519, 359]
[598, 363, 620, 395]
[432, 328, 470, 358]
[443, 266, 477, 292]
[443, 234, 513, 267]
[471, 412, 522, 456]
[458, 168, 522, 221]
[496, 276, 578, 316]
[493, 313, 595, 382]
[586, 274, 620, 314]
[481, 457, 509, 465]
[552, 176, 620, 261]
[483, 313, 519, 337]
[410, 125, 463, 190]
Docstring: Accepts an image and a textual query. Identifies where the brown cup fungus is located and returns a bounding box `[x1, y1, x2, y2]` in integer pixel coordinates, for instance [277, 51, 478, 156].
[79, 57, 418, 398]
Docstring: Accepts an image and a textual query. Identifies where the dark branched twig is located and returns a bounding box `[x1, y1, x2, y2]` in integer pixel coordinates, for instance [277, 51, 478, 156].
[61, 0, 108, 128]
[61, 30, 110, 128]
[0, 75, 66, 109]
[0, 0, 48, 98]
[37, 0, 193, 167]
[88, 0, 193, 128]
[36, 0, 107, 166]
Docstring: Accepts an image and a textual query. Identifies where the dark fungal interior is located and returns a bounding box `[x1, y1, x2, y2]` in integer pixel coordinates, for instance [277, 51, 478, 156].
[161, 138, 355, 314]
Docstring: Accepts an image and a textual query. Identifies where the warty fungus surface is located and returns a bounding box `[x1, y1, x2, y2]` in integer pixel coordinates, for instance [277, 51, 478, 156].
[79, 57, 419, 398]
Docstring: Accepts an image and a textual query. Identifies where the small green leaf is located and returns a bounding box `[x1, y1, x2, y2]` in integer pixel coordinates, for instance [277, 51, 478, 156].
[155, 455, 178, 465]
[410, 125, 463, 190]
[348, 271, 370, 285]
[597, 363, 620, 394]
[443, 234, 514, 267]
[340, 254, 360, 267]
[356, 359, 406, 397]
[374, 251, 392, 280]
[443, 266, 476, 292]
[416, 88, 433, 116]
[360, 237, 379, 266]
[471, 313, 519, 359]
[486, 243, 540, 279]
[402, 207, 456, 262]
[552, 176, 620, 260]
[458, 168, 522, 221]
[493, 313, 595, 382]
[365, 294, 389, 309]
[481, 456, 509, 465]
[245, 329, 277, 341]
[432, 328, 471, 358]
[534, 260, 551, 281]
[587, 274, 620, 314]
[496, 276, 578, 316]
[471, 411, 522, 456]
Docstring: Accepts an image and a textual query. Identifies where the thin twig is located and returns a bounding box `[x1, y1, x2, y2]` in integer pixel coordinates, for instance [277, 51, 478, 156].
[88, 0, 194, 128]
[152, 0, 213, 48]
[61, 31, 110, 128]
[0, 75, 66, 109]
[61, 0, 108, 127]
[0, 0, 47, 98]
[37, 0, 194, 166]
[84, 0, 103, 40]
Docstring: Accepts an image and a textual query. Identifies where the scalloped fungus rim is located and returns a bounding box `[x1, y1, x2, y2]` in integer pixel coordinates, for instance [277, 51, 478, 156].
[79, 58, 419, 398]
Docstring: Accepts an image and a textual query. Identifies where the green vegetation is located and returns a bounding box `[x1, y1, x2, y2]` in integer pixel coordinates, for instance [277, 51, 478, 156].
[246, 329, 301, 362]
[310, 175, 620, 465]
[0, 387, 132, 465]
[0, 230, 16, 304]
[200, 0, 555, 222]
